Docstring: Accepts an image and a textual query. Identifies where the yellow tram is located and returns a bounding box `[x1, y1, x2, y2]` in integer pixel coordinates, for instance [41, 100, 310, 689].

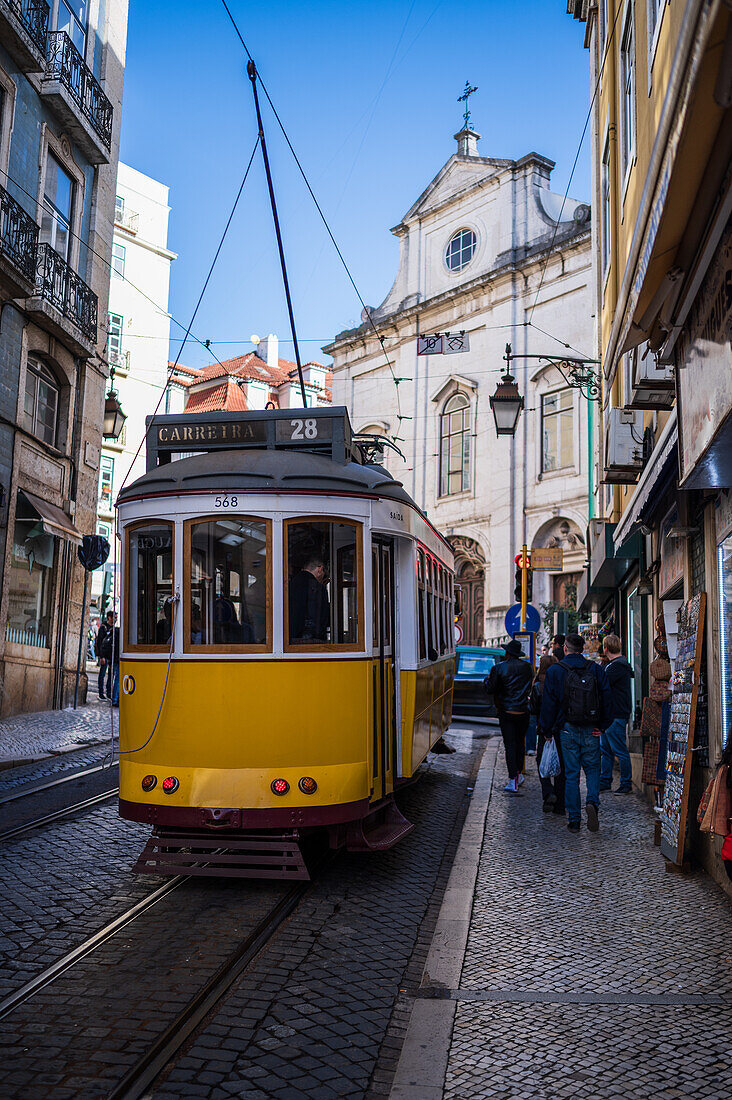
[117, 407, 455, 877]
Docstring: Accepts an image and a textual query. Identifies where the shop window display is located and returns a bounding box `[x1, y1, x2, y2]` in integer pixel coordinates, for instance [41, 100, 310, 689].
[5, 495, 55, 648]
[718, 537, 732, 747]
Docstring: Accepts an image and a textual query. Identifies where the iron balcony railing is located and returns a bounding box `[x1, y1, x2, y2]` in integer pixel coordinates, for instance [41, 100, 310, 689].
[35, 242, 98, 344]
[45, 31, 113, 150]
[0, 182, 39, 283]
[2, 0, 50, 54]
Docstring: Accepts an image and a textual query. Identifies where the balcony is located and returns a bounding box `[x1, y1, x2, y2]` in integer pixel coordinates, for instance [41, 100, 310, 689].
[109, 348, 130, 375]
[25, 242, 98, 355]
[41, 32, 113, 165]
[0, 182, 39, 295]
[114, 208, 139, 234]
[0, 0, 49, 72]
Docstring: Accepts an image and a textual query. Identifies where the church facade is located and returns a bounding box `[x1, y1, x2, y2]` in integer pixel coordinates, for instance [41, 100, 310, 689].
[325, 126, 595, 644]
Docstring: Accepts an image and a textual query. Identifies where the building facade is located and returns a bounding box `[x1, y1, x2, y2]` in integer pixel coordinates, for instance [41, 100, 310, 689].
[569, 0, 732, 890]
[0, 0, 128, 717]
[92, 162, 175, 615]
[325, 127, 594, 644]
[174, 336, 332, 415]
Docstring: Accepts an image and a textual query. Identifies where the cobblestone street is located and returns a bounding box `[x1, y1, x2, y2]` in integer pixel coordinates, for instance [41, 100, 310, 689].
[0, 691, 115, 771]
[392, 742, 732, 1100]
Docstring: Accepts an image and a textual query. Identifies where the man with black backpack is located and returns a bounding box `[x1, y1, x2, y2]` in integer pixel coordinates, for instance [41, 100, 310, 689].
[538, 633, 613, 833]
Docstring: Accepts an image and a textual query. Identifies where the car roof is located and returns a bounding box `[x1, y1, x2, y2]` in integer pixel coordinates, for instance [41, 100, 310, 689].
[456, 645, 504, 655]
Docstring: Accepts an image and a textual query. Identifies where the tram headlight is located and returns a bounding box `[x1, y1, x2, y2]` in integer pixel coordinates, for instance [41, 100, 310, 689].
[162, 776, 179, 794]
[298, 776, 317, 794]
[271, 778, 290, 795]
[141, 775, 157, 792]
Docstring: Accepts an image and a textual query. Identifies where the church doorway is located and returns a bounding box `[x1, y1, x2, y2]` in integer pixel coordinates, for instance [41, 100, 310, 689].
[449, 536, 486, 646]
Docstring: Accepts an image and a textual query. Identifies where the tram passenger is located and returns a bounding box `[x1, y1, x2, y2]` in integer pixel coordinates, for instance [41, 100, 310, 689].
[155, 599, 173, 644]
[289, 556, 330, 642]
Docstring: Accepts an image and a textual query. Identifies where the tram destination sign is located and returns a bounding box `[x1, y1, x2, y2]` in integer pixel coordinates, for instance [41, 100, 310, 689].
[156, 420, 267, 446]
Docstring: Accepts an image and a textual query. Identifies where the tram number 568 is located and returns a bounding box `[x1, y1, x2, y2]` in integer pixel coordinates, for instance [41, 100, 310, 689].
[214, 495, 238, 508]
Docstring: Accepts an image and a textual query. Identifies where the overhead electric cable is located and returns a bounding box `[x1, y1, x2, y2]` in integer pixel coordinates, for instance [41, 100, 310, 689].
[220, 0, 405, 437]
[117, 135, 260, 495]
[528, 3, 624, 323]
[0, 165, 227, 373]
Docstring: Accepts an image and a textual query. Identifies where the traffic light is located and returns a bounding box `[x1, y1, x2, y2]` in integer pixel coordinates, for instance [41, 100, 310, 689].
[513, 552, 533, 603]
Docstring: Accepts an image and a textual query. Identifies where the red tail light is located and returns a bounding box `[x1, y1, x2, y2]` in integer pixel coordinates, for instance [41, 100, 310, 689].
[271, 778, 289, 795]
[162, 776, 179, 794]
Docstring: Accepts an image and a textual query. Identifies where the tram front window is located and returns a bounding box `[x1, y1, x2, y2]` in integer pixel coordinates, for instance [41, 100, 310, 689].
[187, 518, 269, 648]
[127, 522, 174, 648]
[286, 521, 361, 648]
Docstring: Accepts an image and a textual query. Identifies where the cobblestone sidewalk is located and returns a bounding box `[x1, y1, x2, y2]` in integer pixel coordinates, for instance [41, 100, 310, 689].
[0, 698, 116, 766]
[392, 743, 732, 1099]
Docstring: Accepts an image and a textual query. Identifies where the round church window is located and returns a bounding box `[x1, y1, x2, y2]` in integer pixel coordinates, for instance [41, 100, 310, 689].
[445, 228, 476, 272]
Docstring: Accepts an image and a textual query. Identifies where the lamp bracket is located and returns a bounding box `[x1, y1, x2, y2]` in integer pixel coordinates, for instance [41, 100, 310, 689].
[503, 343, 601, 402]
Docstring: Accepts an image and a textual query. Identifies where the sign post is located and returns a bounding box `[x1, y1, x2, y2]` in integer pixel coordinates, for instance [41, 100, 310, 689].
[521, 543, 528, 631]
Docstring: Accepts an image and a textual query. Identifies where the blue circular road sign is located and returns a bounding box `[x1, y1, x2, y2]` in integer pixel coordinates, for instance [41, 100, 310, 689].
[504, 603, 541, 635]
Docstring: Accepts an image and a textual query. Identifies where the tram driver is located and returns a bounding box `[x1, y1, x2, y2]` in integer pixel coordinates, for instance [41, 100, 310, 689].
[289, 555, 330, 643]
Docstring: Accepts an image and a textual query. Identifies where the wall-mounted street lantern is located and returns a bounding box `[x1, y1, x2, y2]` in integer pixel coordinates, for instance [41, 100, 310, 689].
[103, 366, 127, 440]
[490, 343, 601, 438]
[489, 368, 524, 436]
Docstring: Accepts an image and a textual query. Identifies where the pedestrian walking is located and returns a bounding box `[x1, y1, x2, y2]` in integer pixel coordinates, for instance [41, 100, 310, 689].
[484, 639, 533, 794]
[539, 633, 613, 833]
[96, 611, 115, 699]
[533, 653, 566, 815]
[600, 634, 634, 793]
[110, 621, 121, 706]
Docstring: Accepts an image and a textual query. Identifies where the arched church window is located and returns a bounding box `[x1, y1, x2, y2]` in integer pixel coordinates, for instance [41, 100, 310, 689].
[440, 393, 471, 496]
[445, 228, 476, 272]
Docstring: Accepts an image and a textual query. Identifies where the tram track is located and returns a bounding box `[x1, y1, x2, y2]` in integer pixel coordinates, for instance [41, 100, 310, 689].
[0, 786, 119, 842]
[0, 760, 114, 806]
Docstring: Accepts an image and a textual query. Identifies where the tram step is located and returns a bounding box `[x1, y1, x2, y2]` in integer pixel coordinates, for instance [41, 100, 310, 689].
[345, 798, 414, 852]
[132, 829, 310, 880]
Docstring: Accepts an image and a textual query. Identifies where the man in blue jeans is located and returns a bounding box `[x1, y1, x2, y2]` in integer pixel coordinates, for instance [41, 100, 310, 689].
[539, 633, 613, 834]
[600, 633, 634, 793]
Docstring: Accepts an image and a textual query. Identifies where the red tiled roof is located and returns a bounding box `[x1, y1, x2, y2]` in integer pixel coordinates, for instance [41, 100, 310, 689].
[184, 380, 248, 413]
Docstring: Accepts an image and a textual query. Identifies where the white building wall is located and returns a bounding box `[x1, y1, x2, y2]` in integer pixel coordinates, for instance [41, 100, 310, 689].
[327, 137, 594, 643]
[93, 163, 176, 609]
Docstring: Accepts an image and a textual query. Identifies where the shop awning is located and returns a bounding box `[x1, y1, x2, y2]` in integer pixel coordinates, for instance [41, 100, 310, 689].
[20, 490, 82, 545]
[577, 518, 642, 618]
[612, 411, 678, 554]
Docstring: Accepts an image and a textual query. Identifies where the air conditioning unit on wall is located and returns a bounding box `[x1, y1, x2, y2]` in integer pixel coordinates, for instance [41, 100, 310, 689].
[605, 408, 644, 483]
[627, 347, 675, 409]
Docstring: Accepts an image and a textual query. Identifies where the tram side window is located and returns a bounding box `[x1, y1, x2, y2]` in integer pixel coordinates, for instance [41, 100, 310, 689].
[417, 550, 426, 661]
[188, 518, 269, 648]
[286, 521, 361, 648]
[128, 522, 174, 647]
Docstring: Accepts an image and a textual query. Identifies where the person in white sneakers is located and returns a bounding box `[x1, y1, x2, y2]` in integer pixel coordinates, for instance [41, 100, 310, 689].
[484, 639, 534, 793]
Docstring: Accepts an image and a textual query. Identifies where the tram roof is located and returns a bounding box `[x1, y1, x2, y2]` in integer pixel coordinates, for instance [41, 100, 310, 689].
[117, 446, 418, 509]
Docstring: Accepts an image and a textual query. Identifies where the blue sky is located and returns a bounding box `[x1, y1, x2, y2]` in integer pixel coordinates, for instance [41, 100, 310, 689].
[119, 1, 591, 370]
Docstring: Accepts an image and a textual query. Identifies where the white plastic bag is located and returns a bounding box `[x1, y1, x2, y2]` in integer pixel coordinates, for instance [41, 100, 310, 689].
[539, 738, 561, 779]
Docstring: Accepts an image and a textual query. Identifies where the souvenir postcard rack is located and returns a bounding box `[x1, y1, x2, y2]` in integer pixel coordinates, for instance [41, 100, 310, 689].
[659, 592, 706, 865]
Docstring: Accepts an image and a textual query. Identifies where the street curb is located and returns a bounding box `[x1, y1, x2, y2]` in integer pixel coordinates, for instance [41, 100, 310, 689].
[388, 740, 498, 1098]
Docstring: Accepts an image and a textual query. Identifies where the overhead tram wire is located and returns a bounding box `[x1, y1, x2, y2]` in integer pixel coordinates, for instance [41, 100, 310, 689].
[246, 62, 307, 408]
[527, 2, 624, 324]
[220, 1, 406, 440]
[117, 134, 260, 497]
[0, 165, 227, 376]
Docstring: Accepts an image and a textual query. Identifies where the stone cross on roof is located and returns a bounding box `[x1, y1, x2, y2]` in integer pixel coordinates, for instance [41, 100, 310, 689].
[458, 81, 478, 130]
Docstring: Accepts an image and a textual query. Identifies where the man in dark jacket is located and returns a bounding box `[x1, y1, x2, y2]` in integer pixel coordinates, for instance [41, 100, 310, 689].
[289, 557, 330, 642]
[485, 639, 534, 794]
[539, 633, 613, 833]
[96, 611, 114, 699]
[600, 633, 634, 793]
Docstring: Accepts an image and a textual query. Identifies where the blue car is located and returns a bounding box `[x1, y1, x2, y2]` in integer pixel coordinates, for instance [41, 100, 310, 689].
[451, 645, 504, 721]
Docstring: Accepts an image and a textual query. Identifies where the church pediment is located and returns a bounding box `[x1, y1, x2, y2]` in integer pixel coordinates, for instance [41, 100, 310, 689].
[396, 154, 511, 228]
